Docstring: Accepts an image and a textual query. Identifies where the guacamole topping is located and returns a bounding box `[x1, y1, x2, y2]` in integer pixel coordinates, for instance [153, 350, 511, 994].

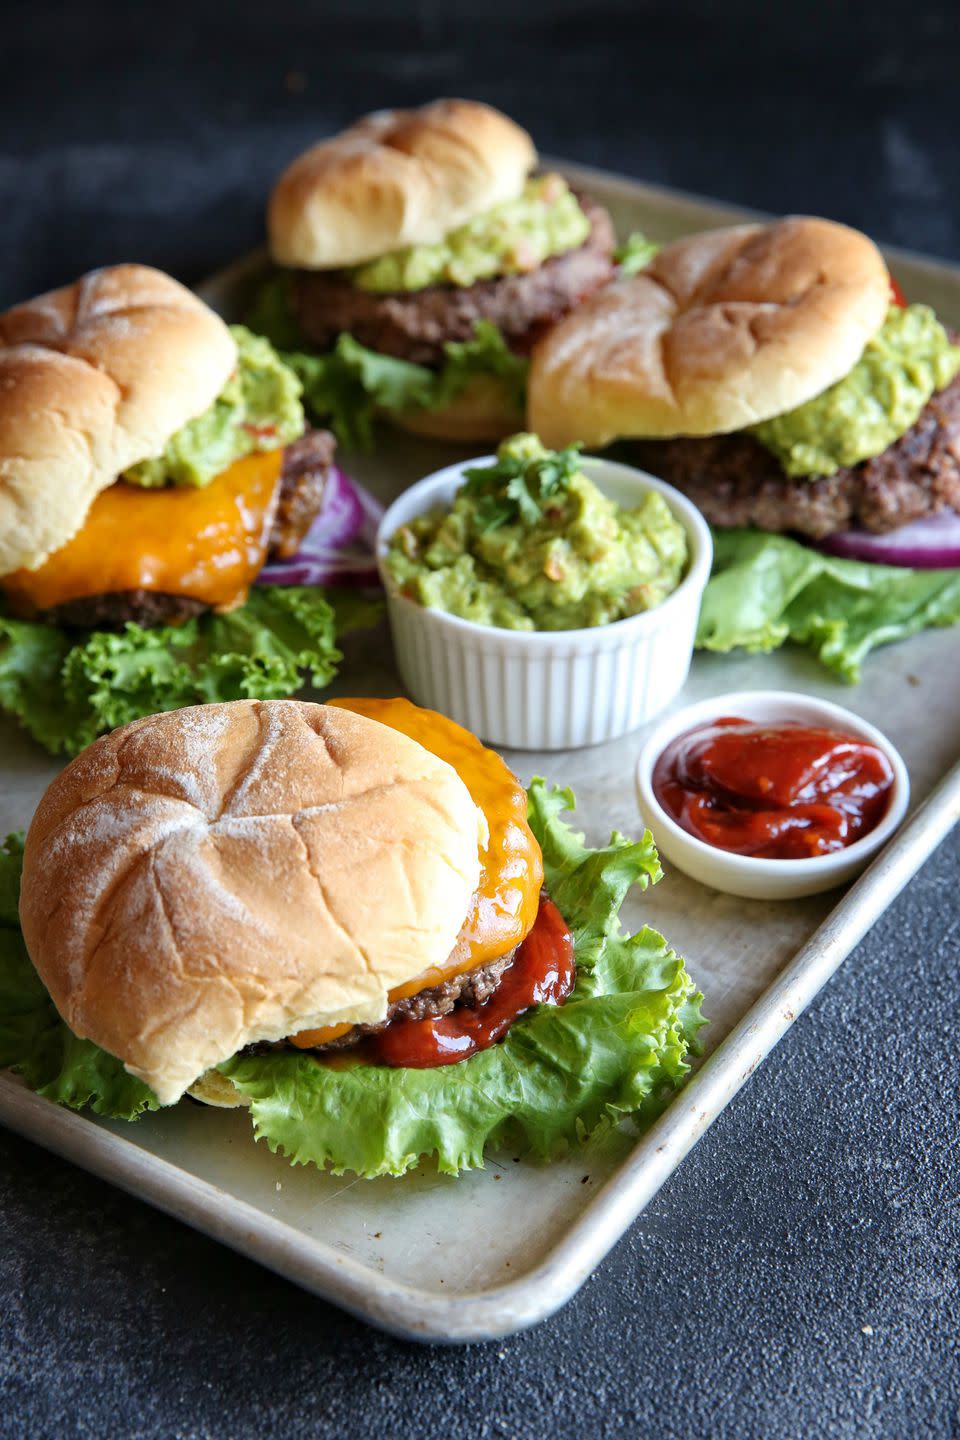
[124, 325, 305, 489]
[386, 433, 688, 631]
[751, 304, 960, 478]
[351, 175, 591, 293]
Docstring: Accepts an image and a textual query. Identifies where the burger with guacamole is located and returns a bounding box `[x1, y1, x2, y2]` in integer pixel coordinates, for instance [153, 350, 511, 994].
[528, 216, 960, 556]
[0, 697, 704, 1177]
[249, 98, 616, 445]
[527, 217, 960, 678]
[0, 264, 372, 756]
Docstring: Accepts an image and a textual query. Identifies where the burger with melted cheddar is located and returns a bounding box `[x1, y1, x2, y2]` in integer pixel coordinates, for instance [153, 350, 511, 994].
[2, 697, 704, 1178]
[0, 265, 353, 754]
[249, 98, 616, 445]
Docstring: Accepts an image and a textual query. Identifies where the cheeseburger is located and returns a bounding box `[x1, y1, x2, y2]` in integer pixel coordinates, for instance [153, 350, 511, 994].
[0, 264, 335, 629]
[256, 98, 616, 443]
[528, 217, 960, 546]
[9, 696, 704, 1176]
[19, 697, 549, 1105]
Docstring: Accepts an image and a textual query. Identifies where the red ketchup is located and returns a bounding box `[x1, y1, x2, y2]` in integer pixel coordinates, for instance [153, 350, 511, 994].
[652, 717, 895, 861]
[889, 275, 907, 308]
[364, 896, 575, 1068]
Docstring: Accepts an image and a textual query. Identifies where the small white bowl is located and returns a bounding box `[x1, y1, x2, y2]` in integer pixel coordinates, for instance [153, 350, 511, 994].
[635, 690, 910, 900]
[375, 456, 713, 751]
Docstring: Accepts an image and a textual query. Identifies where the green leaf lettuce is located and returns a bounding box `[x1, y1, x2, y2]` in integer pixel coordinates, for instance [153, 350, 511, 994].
[614, 231, 661, 276]
[697, 528, 960, 681]
[0, 586, 381, 756]
[0, 783, 705, 1177]
[0, 835, 158, 1119]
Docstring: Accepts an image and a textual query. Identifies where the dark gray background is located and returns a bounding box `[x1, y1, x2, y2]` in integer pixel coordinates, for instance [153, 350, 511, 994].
[1, 2, 958, 1436]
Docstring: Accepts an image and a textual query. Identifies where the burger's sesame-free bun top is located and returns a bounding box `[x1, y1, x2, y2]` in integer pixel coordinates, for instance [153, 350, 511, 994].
[18, 700, 484, 1105]
[0, 265, 237, 578]
[268, 99, 538, 270]
[527, 217, 891, 448]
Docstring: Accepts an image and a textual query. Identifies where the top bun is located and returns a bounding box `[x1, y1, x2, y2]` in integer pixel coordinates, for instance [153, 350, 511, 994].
[527, 217, 891, 447]
[268, 99, 537, 269]
[0, 265, 237, 577]
[19, 700, 483, 1105]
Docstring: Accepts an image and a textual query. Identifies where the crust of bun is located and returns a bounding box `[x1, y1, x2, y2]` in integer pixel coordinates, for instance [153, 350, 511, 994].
[387, 373, 524, 442]
[0, 265, 237, 577]
[268, 99, 537, 269]
[527, 217, 891, 446]
[19, 700, 483, 1106]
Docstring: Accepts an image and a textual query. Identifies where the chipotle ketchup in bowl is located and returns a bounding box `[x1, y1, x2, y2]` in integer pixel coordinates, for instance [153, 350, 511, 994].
[636, 692, 909, 899]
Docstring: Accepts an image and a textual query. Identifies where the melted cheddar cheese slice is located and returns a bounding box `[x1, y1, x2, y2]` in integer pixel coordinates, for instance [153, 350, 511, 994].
[2, 449, 285, 615]
[290, 696, 544, 1050]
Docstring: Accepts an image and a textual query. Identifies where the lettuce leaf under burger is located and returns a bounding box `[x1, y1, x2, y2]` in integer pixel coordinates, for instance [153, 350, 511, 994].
[0, 587, 381, 756]
[697, 527, 960, 681]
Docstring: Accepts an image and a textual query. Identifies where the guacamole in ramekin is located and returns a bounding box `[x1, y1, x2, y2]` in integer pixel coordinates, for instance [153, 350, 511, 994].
[385, 433, 689, 631]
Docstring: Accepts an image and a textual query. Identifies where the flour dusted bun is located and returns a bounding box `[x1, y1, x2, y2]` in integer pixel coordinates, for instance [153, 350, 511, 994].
[0, 265, 237, 577]
[388, 373, 524, 442]
[268, 99, 537, 269]
[19, 700, 483, 1106]
[527, 217, 891, 447]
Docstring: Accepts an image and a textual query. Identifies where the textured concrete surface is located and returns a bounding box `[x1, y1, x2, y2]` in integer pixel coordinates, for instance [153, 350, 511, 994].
[1, 3, 959, 1435]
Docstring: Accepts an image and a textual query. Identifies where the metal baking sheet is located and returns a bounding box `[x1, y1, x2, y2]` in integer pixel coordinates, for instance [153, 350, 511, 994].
[1, 166, 958, 1344]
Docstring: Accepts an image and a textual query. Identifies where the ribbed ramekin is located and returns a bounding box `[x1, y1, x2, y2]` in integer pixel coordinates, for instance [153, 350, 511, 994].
[376, 456, 713, 751]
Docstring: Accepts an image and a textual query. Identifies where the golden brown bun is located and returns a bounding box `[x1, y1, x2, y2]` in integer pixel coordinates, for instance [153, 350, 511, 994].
[19, 700, 483, 1106]
[0, 265, 237, 577]
[527, 217, 891, 447]
[387, 373, 524, 442]
[268, 99, 537, 269]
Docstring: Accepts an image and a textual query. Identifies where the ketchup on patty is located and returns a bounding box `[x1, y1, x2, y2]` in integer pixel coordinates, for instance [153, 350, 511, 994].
[363, 896, 575, 1069]
[652, 717, 895, 861]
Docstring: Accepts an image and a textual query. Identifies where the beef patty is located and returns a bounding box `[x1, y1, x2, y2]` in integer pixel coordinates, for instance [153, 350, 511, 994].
[269, 427, 336, 557]
[632, 372, 960, 539]
[292, 195, 617, 368]
[37, 427, 336, 630]
[293, 947, 520, 1054]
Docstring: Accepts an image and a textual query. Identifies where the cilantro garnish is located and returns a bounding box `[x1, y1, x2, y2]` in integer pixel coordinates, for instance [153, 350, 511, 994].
[461, 437, 584, 533]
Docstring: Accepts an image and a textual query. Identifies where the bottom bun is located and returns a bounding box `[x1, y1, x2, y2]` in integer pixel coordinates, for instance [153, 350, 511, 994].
[387, 373, 523, 443]
[188, 1070, 247, 1109]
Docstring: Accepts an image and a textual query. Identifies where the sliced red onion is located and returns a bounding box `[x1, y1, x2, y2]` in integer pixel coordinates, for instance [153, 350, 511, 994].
[818, 510, 960, 569]
[259, 467, 384, 588]
[302, 465, 365, 551]
[262, 554, 382, 587]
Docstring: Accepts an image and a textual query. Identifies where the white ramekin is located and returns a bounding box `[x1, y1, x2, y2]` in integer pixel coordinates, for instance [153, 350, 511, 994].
[635, 690, 910, 900]
[376, 456, 713, 751]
